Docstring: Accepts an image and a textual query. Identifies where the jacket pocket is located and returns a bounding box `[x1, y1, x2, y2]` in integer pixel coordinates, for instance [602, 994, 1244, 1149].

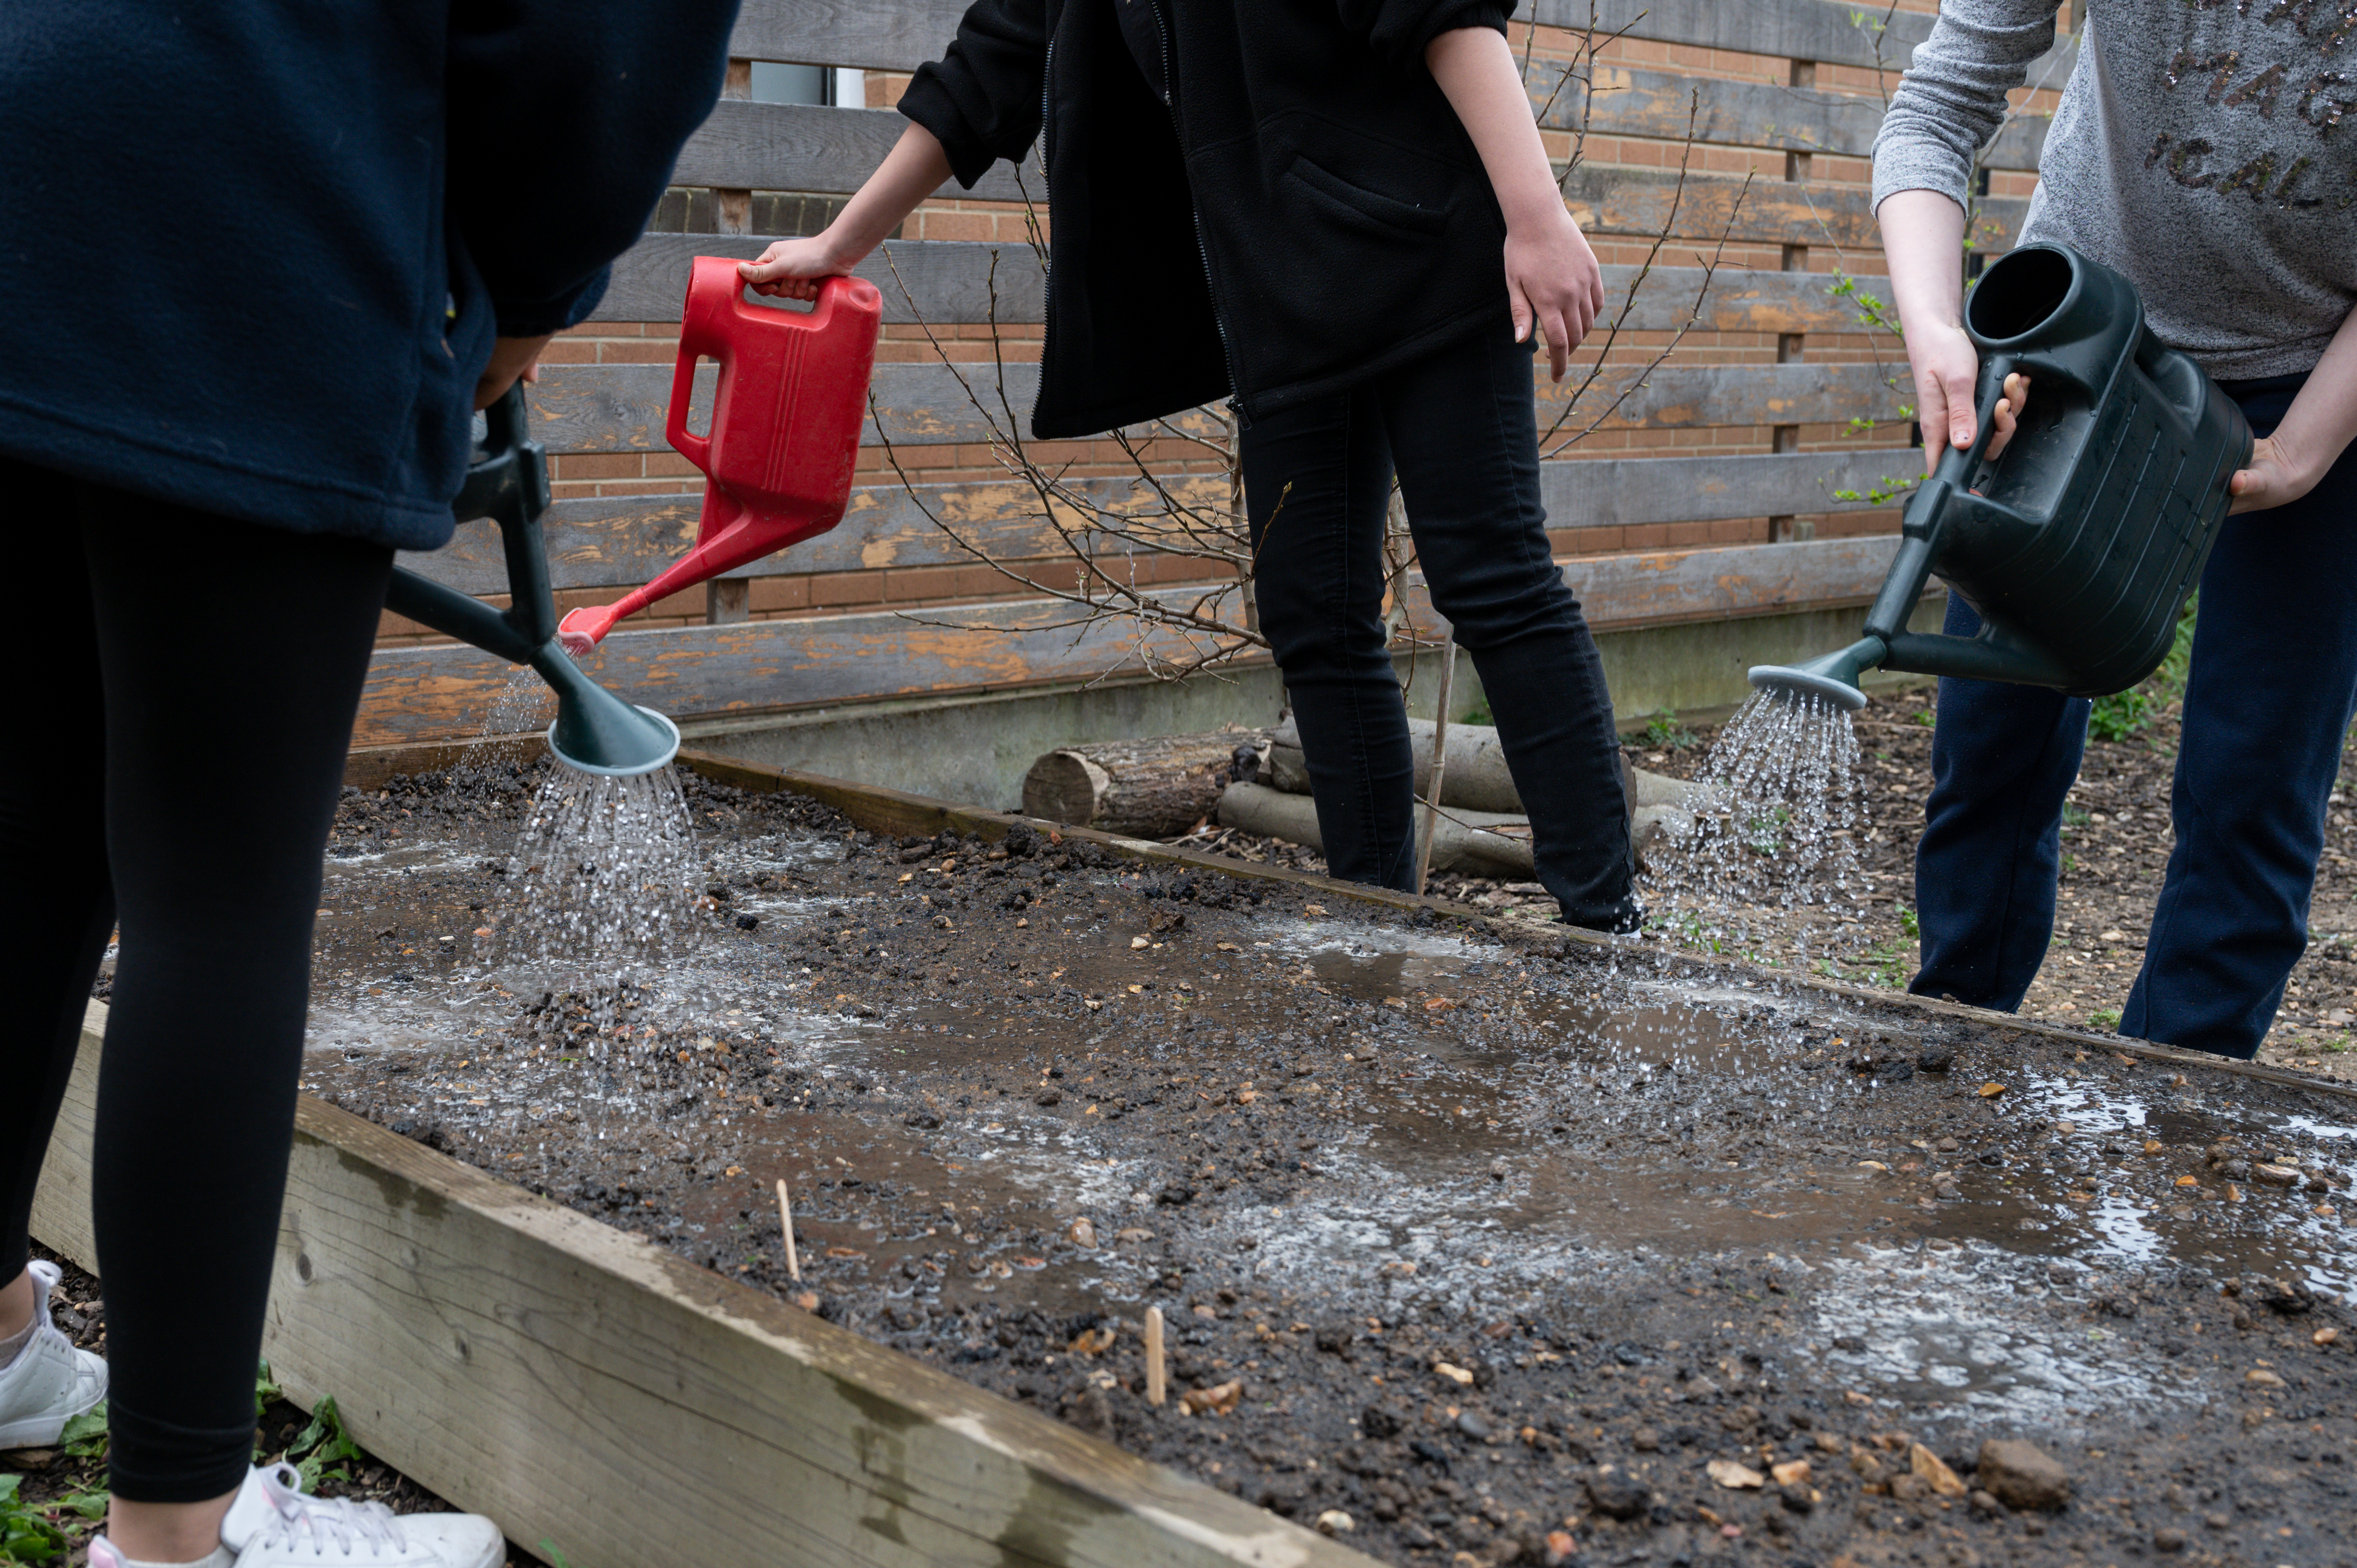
[1283, 152, 1450, 236]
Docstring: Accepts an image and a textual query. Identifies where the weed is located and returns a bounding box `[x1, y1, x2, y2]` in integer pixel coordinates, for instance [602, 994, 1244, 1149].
[2061, 804, 2089, 827]
[2089, 689, 2150, 742]
[540, 1543, 576, 1568]
[285, 1396, 366, 1492]
[2089, 1007, 2123, 1030]
[2061, 853, 2078, 875]
[1643, 709, 1698, 750]
[1898, 902, 1919, 940]
[1912, 709, 1934, 727]
[1459, 698, 1494, 727]
[0, 1475, 65, 1565]
[59, 1405, 105, 1462]
[2086, 596, 2198, 744]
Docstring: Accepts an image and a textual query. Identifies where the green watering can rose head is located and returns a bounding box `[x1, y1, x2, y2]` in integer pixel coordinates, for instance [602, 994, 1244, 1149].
[1750, 241, 2250, 711]
[382, 384, 682, 776]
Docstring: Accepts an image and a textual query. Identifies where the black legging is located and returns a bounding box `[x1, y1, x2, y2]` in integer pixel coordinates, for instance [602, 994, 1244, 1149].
[1, 459, 389, 1501]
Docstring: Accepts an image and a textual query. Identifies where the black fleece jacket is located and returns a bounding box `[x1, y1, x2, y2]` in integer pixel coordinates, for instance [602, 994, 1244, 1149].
[897, 0, 1518, 439]
[0, 1, 736, 551]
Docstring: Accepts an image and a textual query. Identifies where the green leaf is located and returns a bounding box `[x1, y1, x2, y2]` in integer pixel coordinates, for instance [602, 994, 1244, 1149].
[288, 1396, 367, 1492]
[539, 1541, 577, 1568]
[59, 1403, 107, 1461]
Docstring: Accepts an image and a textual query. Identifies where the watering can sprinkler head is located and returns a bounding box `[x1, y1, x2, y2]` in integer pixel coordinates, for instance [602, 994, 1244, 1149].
[530, 643, 681, 776]
[1748, 635, 1884, 712]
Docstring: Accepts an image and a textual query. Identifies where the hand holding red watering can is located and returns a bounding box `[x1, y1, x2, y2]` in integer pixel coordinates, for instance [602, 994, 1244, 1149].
[556, 258, 882, 656]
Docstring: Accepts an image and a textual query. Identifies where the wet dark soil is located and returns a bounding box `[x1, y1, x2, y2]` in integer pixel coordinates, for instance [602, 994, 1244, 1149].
[283, 756, 2357, 1567]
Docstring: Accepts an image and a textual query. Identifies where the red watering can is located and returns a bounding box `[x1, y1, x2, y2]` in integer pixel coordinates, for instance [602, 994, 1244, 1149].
[558, 259, 882, 652]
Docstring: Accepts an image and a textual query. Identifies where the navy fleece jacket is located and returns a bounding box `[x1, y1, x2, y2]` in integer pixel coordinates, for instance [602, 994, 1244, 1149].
[0, 2, 736, 551]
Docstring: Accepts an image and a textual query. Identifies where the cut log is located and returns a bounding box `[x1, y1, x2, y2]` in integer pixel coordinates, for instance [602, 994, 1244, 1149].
[1268, 717, 1713, 817]
[1217, 781, 1536, 879]
[1023, 730, 1267, 838]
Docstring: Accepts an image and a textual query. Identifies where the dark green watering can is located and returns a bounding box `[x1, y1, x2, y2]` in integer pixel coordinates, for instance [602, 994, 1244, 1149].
[1751, 242, 2251, 710]
[381, 384, 680, 775]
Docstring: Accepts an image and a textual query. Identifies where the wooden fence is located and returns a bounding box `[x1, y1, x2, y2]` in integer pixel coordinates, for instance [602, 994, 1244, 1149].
[364, 0, 2067, 748]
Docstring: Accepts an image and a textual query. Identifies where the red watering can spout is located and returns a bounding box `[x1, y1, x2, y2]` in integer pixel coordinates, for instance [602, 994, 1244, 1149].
[558, 261, 882, 653]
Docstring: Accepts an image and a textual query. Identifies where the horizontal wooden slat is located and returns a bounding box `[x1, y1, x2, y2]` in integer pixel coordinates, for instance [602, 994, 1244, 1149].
[728, 0, 2074, 78]
[1531, 0, 2077, 77]
[594, 236, 1046, 324]
[596, 241, 1872, 335]
[528, 357, 1904, 457]
[1562, 163, 2026, 249]
[400, 451, 1912, 597]
[361, 537, 1899, 742]
[671, 100, 1031, 203]
[1542, 62, 2048, 171]
[728, 0, 966, 70]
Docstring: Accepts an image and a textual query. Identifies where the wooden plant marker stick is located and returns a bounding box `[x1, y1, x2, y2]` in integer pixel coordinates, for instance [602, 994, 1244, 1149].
[776, 1178, 801, 1283]
[1144, 1306, 1167, 1406]
[1414, 631, 1457, 896]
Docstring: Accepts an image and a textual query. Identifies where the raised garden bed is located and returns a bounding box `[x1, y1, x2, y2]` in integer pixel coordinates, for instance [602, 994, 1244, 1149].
[38, 749, 2357, 1566]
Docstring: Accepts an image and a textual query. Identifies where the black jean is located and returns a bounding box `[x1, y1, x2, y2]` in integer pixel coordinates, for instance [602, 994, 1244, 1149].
[1912, 372, 2357, 1058]
[0, 460, 389, 1499]
[1240, 329, 1635, 929]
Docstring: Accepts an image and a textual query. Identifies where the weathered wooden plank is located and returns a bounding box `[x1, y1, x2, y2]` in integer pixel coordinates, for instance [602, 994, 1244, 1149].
[593, 236, 1046, 325]
[1529, 0, 2077, 78]
[400, 451, 1910, 597]
[724, 0, 2073, 78]
[728, 0, 967, 70]
[1562, 163, 2026, 250]
[32, 1005, 1377, 1568]
[1539, 61, 2049, 171]
[361, 536, 1900, 743]
[1534, 359, 1912, 434]
[671, 100, 1033, 204]
[596, 241, 1868, 333]
[530, 361, 1222, 454]
[529, 356, 1904, 457]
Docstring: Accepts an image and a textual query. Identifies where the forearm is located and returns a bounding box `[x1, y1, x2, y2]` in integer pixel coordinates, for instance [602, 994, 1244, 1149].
[1878, 189, 1969, 342]
[1425, 27, 1562, 230]
[818, 123, 954, 266]
[2269, 308, 2357, 485]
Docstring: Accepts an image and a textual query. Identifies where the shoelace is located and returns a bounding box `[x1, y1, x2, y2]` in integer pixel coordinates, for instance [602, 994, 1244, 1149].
[255, 1465, 410, 1558]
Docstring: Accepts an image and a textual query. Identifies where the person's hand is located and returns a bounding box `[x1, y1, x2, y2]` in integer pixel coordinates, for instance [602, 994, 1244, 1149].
[1906, 318, 2027, 472]
[739, 236, 855, 300]
[474, 333, 552, 411]
[2228, 435, 2320, 514]
[1504, 212, 1604, 382]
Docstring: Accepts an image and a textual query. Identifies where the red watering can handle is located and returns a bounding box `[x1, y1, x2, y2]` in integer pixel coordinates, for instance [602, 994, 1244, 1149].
[666, 267, 869, 470]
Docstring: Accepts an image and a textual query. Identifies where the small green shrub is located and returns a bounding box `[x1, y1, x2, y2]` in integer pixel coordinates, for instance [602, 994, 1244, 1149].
[2089, 1007, 2123, 1030]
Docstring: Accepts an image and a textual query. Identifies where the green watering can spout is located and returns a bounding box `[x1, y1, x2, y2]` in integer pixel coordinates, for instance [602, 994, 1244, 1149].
[1759, 242, 2248, 710]
[380, 384, 682, 777]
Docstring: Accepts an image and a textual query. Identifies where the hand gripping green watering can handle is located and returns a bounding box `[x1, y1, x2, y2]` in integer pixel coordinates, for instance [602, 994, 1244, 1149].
[1861, 354, 2020, 642]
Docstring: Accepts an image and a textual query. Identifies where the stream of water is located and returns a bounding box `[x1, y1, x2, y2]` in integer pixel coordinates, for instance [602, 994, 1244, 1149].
[1643, 687, 1874, 967]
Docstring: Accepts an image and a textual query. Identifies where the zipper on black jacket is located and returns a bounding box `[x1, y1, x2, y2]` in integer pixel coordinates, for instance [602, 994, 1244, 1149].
[1147, 0, 1245, 423]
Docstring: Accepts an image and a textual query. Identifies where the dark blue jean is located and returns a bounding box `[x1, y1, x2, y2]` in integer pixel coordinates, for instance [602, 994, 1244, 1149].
[1239, 330, 1636, 929]
[1911, 371, 2357, 1057]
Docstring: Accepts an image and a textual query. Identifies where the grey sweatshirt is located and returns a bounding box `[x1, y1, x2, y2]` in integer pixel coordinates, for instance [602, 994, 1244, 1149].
[1872, 0, 2357, 380]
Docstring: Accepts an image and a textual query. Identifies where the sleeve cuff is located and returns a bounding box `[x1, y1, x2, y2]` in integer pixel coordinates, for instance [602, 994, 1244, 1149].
[900, 68, 1000, 190]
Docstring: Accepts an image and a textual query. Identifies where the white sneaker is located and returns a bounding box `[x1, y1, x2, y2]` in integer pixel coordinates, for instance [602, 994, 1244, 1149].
[0, 1258, 107, 1447]
[88, 1463, 505, 1568]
